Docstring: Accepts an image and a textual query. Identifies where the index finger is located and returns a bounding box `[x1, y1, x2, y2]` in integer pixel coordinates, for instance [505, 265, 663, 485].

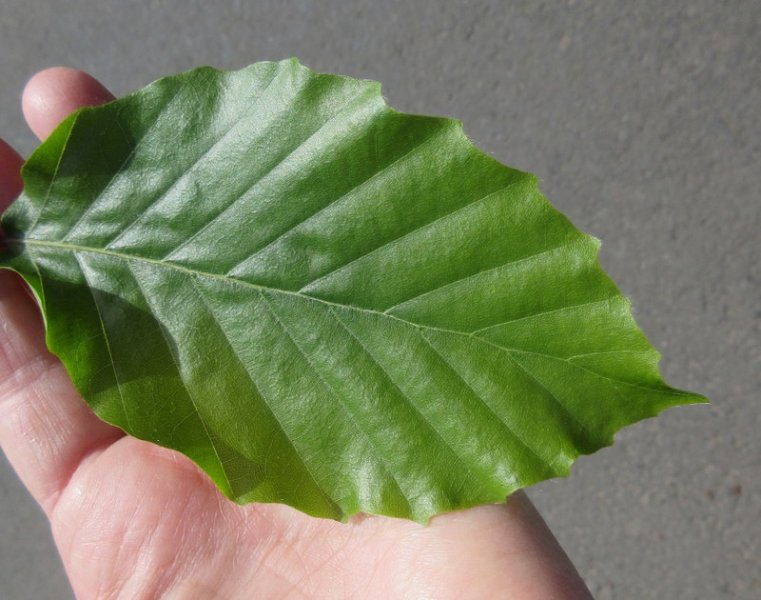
[23, 67, 114, 141]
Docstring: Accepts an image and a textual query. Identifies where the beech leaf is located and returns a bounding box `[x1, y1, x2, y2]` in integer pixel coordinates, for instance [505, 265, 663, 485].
[0, 59, 706, 522]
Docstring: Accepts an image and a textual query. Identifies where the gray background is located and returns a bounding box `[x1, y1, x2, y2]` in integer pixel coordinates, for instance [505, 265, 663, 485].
[0, 1, 758, 598]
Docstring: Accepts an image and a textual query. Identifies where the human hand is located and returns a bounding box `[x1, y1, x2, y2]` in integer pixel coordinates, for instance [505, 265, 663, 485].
[0, 68, 593, 599]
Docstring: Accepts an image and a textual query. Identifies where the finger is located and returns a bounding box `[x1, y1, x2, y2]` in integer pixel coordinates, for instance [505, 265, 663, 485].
[0, 139, 24, 211]
[23, 67, 114, 141]
[1, 69, 122, 515]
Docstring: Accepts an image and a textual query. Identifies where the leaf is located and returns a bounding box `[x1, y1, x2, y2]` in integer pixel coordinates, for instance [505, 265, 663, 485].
[0, 59, 706, 522]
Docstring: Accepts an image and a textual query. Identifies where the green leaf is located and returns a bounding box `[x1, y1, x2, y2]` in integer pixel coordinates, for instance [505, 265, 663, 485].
[0, 59, 706, 522]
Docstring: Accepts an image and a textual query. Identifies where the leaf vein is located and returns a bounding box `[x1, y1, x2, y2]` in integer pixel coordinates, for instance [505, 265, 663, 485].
[566, 349, 654, 361]
[260, 292, 412, 515]
[384, 238, 586, 316]
[495, 347, 595, 440]
[327, 306, 479, 485]
[29, 112, 81, 234]
[226, 121, 453, 277]
[189, 278, 340, 515]
[20, 239, 685, 401]
[72, 253, 133, 432]
[470, 297, 620, 335]
[60, 78, 193, 242]
[128, 266, 237, 495]
[299, 177, 526, 293]
[507, 347, 690, 396]
[103, 65, 283, 250]
[162, 83, 382, 261]
[416, 328, 552, 474]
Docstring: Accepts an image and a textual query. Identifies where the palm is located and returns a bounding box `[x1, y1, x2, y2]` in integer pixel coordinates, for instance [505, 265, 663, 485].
[1, 68, 591, 600]
[50, 432, 550, 598]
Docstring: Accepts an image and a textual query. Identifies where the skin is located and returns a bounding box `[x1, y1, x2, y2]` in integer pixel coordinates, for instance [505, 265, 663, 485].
[0, 68, 594, 600]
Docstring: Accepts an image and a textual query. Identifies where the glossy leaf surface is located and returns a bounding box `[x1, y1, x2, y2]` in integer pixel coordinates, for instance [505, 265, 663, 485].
[0, 59, 706, 521]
